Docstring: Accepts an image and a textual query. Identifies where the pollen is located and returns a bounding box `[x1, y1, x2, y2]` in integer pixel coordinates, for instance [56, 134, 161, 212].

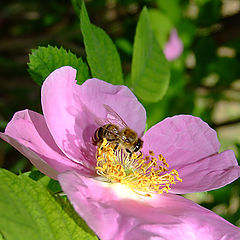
[95, 138, 182, 196]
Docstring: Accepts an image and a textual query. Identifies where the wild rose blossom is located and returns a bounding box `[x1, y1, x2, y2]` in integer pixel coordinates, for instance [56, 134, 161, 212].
[1, 66, 240, 240]
[164, 28, 183, 61]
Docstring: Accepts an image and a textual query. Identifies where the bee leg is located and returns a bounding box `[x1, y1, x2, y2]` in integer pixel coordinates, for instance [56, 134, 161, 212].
[125, 149, 132, 158]
[137, 151, 143, 159]
[113, 143, 119, 152]
[126, 148, 131, 153]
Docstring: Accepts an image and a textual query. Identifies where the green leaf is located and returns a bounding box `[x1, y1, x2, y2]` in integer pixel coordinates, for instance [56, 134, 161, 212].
[0, 168, 97, 240]
[0, 232, 4, 240]
[197, 0, 221, 26]
[208, 58, 240, 85]
[71, 0, 82, 18]
[27, 170, 45, 181]
[156, 0, 181, 24]
[80, 1, 123, 84]
[24, 170, 62, 194]
[194, 37, 217, 83]
[131, 7, 170, 102]
[28, 45, 89, 86]
[115, 38, 133, 56]
[47, 179, 62, 193]
[149, 9, 173, 47]
[177, 20, 196, 48]
[0, 120, 7, 131]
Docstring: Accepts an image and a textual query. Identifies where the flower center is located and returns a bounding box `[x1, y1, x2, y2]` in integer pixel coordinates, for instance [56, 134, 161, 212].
[95, 138, 182, 197]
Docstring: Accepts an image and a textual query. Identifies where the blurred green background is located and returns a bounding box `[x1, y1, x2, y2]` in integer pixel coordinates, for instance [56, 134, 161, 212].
[1, 0, 240, 227]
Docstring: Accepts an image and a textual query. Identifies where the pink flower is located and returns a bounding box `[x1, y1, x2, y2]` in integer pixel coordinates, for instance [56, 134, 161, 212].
[164, 29, 183, 61]
[1, 66, 240, 240]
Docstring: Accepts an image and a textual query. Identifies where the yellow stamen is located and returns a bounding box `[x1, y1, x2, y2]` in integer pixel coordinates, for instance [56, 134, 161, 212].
[96, 138, 182, 196]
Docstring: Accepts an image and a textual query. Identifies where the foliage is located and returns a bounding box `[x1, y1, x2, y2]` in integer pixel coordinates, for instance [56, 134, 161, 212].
[28, 45, 89, 85]
[80, 1, 124, 84]
[28, 1, 169, 99]
[0, 169, 97, 240]
[131, 7, 170, 102]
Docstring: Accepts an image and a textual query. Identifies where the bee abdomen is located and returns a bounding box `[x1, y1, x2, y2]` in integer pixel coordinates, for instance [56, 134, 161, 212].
[92, 127, 104, 145]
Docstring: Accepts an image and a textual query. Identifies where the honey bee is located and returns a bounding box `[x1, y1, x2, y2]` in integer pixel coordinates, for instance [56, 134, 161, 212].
[92, 104, 143, 154]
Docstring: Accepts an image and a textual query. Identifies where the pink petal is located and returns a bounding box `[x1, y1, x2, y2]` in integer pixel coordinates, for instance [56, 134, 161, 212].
[164, 29, 183, 61]
[142, 115, 240, 193]
[59, 171, 240, 240]
[41, 66, 146, 164]
[0, 133, 58, 179]
[0, 110, 94, 178]
[171, 150, 240, 194]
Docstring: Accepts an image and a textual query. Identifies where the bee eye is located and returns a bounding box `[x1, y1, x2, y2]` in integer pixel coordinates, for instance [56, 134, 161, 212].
[133, 139, 143, 152]
[135, 144, 140, 151]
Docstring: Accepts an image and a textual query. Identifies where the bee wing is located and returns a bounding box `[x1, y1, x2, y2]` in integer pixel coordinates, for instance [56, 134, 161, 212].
[103, 104, 128, 129]
[94, 104, 128, 129]
[94, 116, 112, 126]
